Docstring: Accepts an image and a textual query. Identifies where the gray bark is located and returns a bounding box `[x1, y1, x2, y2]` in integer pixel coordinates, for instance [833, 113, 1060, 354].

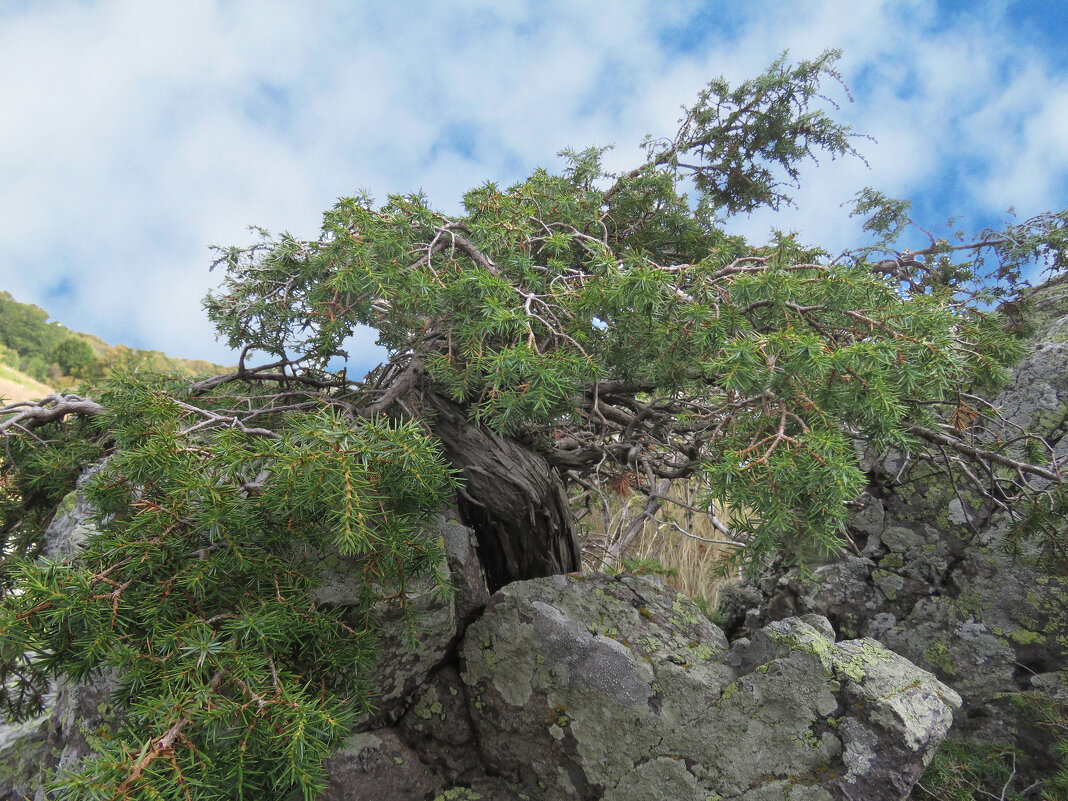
[425, 391, 580, 591]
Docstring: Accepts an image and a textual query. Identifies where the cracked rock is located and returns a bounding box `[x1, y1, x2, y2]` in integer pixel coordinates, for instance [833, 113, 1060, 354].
[460, 574, 957, 800]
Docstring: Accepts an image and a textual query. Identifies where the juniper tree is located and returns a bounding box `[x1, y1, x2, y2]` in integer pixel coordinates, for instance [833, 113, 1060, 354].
[1, 50, 1066, 800]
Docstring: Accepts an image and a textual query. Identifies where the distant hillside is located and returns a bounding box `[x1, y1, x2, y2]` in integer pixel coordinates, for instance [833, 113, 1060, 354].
[0, 290, 233, 388]
[0, 362, 54, 404]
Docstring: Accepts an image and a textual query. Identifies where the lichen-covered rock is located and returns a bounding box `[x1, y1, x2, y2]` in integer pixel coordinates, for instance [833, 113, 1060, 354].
[726, 493, 1068, 796]
[429, 781, 527, 801]
[316, 728, 443, 801]
[0, 505, 490, 800]
[311, 517, 489, 725]
[461, 574, 958, 800]
[40, 462, 107, 562]
[0, 465, 120, 801]
[396, 664, 481, 783]
[725, 277, 1068, 794]
[44, 672, 120, 782]
[0, 713, 50, 800]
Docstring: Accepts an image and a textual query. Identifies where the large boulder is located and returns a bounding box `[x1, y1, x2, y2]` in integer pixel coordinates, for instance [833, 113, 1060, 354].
[2, 491, 964, 801]
[461, 573, 959, 801]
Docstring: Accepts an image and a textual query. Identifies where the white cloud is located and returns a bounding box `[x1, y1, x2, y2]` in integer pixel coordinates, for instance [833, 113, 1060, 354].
[0, 0, 1064, 369]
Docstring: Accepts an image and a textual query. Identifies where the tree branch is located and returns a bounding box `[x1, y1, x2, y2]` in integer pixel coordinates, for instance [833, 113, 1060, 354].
[903, 422, 1061, 483]
[0, 394, 105, 433]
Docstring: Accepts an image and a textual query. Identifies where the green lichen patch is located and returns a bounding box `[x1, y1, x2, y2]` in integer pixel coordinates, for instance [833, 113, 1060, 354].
[53, 489, 78, 520]
[1008, 627, 1046, 645]
[765, 622, 837, 673]
[689, 643, 718, 662]
[717, 681, 739, 708]
[792, 727, 822, 750]
[871, 569, 904, 601]
[0, 719, 52, 793]
[670, 597, 703, 628]
[482, 647, 499, 675]
[833, 642, 894, 683]
[923, 641, 957, 677]
[432, 788, 484, 800]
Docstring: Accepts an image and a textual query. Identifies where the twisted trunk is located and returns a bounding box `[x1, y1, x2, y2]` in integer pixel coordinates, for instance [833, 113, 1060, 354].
[425, 391, 580, 592]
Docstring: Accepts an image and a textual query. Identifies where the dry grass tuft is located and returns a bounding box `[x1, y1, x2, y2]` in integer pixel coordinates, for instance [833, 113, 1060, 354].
[576, 479, 740, 613]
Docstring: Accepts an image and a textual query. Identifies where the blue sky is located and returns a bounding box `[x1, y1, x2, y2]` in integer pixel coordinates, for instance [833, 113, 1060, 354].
[0, 0, 1065, 372]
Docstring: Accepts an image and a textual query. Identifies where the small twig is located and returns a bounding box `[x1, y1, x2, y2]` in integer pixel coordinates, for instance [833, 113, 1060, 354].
[666, 521, 743, 548]
[116, 669, 227, 795]
[998, 753, 1016, 801]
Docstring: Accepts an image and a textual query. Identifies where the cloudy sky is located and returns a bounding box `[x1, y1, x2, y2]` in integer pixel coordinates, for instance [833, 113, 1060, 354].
[1, 0, 1065, 371]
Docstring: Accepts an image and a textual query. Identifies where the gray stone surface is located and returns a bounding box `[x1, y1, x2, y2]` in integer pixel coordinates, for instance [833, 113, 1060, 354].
[0, 714, 50, 801]
[40, 463, 106, 562]
[461, 573, 958, 801]
[21, 274, 1068, 801]
[395, 664, 480, 783]
[360, 518, 488, 724]
[0, 468, 119, 801]
[317, 728, 442, 801]
[0, 506, 491, 800]
[725, 276, 1068, 795]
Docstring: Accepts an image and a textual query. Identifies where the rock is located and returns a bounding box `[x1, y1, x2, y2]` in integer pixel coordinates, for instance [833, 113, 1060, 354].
[0, 464, 120, 800]
[40, 462, 107, 561]
[461, 573, 958, 800]
[45, 672, 120, 779]
[313, 517, 489, 726]
[317, 728, 442, 801]
[395, 664, 481, 783]
[0, 714, 50, 801]
[0, 655, 119, 796]
[0, 500, 490, 800]
[728, 276, 1068, 795]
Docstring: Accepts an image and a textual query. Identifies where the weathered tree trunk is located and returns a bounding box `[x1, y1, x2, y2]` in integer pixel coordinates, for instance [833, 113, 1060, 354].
[426, 391, 580, 592]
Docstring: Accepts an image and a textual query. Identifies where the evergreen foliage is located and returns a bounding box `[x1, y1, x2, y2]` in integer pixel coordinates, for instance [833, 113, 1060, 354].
[916, 687, 1068, 801]
[0, 51, 1065, 799]
[3, 375, 455, 799]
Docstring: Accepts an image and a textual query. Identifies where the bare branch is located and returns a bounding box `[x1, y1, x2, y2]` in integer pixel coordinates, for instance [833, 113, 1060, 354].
[0, 394, 105, 433]
[903, 423, 1061, 484]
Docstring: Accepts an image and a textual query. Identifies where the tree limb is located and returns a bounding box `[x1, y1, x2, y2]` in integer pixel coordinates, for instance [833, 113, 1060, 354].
[903, 422, 1061, 483]
[0, 394, 105, 433]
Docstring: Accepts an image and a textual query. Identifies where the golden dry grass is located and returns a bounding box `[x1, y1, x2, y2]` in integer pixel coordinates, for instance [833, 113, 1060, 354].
[576, 479, 740, 612]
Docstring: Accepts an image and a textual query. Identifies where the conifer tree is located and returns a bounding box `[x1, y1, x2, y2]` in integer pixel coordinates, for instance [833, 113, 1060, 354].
[1, 51, 1065, 800]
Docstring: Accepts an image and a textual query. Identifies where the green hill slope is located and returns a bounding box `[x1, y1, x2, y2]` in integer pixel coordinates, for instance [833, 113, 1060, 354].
[0, 290, 232, 386]
[0, 362, 54, 403]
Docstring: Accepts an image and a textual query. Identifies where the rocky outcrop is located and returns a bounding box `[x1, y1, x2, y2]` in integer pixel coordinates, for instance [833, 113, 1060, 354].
[460, 573, 958, 801]
[0, 715, 51, 801]
[723, 276, 1068, 793]
[308, 515, 490, 727]
[0, 489, 489, 800]
[0, 465, 120, 801]
[32, 277, 1068, 801]
[1, 517, 960, 801]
